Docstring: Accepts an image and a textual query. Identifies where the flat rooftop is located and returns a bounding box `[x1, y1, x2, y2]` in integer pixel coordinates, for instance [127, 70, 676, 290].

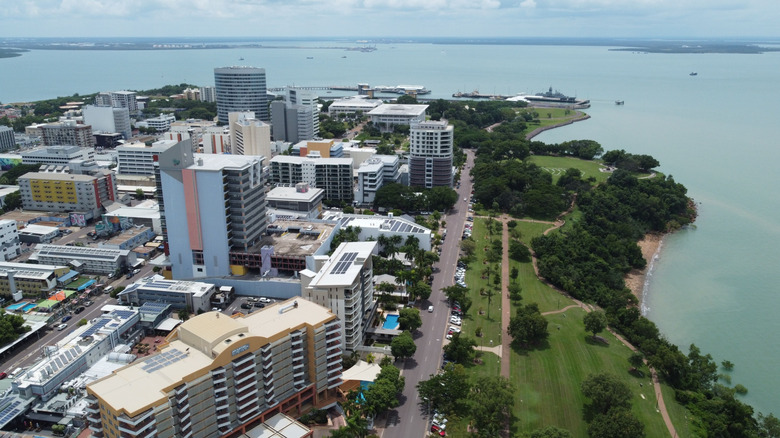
[105, 226, 152, 245]
[308, 241, 377, 287]
[255, 220, 335, 257]
[87, 298, 335, 416]
[266, 186, 324, 202]
[367, 104, 428, 117]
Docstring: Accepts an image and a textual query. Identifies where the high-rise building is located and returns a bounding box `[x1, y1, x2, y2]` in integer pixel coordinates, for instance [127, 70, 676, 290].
[269, 155, 353, 202]
[18, 170, 117, 218]
[199, 85, 216, 103]
[228, 112, 271, 157]
[301, 241, 377, 351]
[82, 105, 132, 139]
[155, 142, 268, 279]
[117, 140, 188, 176]
[271, 88, 319, 143]
[40, 121, 94, 148]
[408, 120, 454, 188]
[85, 299, 342, 438]
[96, 90, 138, 112]
[0, 126, 16, 151]
[214, 67, 269, 124]
[201, 126, 230, 154]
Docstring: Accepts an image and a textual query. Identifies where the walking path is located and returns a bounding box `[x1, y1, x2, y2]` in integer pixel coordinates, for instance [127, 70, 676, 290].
[496, 213, 677, 437]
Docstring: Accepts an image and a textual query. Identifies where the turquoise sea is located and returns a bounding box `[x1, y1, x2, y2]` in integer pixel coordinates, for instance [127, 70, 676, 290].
[2, 41, 779, 415]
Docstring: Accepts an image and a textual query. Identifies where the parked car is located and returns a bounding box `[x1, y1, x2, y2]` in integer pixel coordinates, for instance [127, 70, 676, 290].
[259, 297, 272, 303]
[428, 305, 434, 313]
[240, 303, 252, 310]
[0, 372, 7, 380]
[56, 324, 68, 331]
[74, 306, 85, 314]
[253, 302, 265, 308]
[62, 316, 72, 323]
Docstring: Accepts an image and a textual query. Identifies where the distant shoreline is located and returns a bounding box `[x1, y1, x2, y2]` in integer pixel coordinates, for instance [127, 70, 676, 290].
[626, 234, 664, 308]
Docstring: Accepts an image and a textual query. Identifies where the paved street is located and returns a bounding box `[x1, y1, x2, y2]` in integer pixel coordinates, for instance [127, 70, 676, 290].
[383, 150, 475, 438]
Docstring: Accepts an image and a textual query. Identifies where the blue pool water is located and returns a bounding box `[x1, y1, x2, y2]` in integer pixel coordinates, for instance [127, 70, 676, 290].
[22, 303, 37, 312]
[6, 302, 27, 311]
[382, 314, 399, 330]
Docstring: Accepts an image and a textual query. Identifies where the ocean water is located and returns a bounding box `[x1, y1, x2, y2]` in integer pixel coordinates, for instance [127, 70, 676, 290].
[2, 42, 779, 415]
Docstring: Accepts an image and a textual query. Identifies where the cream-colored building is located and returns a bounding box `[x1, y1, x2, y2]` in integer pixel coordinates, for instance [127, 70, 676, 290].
[229, 112, 271, 157]
[300, 241, 377, 351]
[86, 298, 342, 438]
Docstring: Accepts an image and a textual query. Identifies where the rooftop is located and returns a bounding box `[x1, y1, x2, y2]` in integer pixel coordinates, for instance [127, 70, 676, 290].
[258, 220, 335, 257]
[18, 172, 96, 182]
[87, 298, 335, 416]
[367, 104, 428, 117]
[308, 241, 376, 288]
[122, 275, 214, 298]
[266, 186, 324, 203]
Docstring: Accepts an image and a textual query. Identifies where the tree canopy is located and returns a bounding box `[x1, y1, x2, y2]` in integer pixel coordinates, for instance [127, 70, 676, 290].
[390, 331, 416, 361]
[507, 303, 548, 347]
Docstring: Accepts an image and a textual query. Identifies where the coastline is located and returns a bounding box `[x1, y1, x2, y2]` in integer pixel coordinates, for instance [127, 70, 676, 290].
[625, 233, 664, 309]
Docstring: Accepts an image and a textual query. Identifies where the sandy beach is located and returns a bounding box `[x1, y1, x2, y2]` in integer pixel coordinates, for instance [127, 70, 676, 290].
[625, 234, 664, 304]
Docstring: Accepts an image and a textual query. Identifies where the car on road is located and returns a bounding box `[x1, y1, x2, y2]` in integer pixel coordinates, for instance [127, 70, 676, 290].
[427, 305, 434, 313]
[56, 324, 68, 331]
[62, 316, 72, 323]
[0, 372, 6, 379]
[133, 269, 141, 275]
[74, 306, 85, 314]
[103, 286, 113, 294]
[126, 273, 134, 279]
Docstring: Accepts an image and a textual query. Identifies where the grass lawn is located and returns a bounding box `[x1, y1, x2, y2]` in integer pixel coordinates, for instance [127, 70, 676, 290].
[508, 220, 553, 246]
[528, 155, 610, 184]
[509, 260, 571, 314]
[519, 108, 586, 137]
[64, 276, 91, 290]
[511, 307, 680, 437]
[461, 218, 502, 345]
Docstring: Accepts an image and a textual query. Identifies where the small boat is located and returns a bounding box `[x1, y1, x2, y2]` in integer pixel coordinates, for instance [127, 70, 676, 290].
[689, 72, 698, 76]
[341, 56, 347, 58]
[615, 100, 625, 105]
[239, 57, 244, 61]
[307, 56, 314, 59]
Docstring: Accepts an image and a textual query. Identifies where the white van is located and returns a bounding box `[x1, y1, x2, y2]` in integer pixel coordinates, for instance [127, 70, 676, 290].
[103, 286, 113, 294]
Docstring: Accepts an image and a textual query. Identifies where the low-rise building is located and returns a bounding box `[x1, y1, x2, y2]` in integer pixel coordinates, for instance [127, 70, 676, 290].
[85, 298, 342, 438]
[20, 145, 95, 166]
[32, 245, 136, 275]
[18, 223, 59, 245]
[14, 308, 140, 402]
[327, 96, 383, 117]
[102, 204, 162, 235]
[119, 275, 216, 312]
[266, 183, 325, 220]
[99, 226, 155, 251]
[367, 104, 428, 133]
[137, 113, 176, 132]
[323, 212, 433, 251]
[0, 262, 70, 297]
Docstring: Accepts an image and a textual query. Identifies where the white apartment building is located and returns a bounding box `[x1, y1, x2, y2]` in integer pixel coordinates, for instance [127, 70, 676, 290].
[269, 155, 353, 202]
[96, 90, 138, 112]
[138, 113, 176, 132]
[21, 145, 95, 166]
[265, 183, 324, 220]
[0, 220, 20, 262]
[356, 158, 384, 206]
[200, 85, 216, 103]
[117, 139, 187, 176]
[409, 120, 454, 188]
[82, 105, 132, 140]
[300, 241, 377, 351]
[287, 88, 320, 140]
[323, 213, 433, 252]
[328, 96, 383, 117]
[367, 104, 428, 133]
[228, 112, 271, 157]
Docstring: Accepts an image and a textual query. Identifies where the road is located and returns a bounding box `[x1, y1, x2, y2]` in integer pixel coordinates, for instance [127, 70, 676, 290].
[383, 150, 475, 438]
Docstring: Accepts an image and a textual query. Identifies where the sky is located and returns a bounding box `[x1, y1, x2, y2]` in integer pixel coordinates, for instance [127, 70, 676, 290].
[0, 0, 778, 39]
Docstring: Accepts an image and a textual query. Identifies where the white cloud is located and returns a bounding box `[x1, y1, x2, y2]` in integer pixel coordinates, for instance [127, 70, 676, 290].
[520, 0, 537, 7]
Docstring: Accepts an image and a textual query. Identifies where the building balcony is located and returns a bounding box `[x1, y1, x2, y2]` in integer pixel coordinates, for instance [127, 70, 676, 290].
[326, 348, 342, 359]
[235, 371, 256, 387]
[233, 353, 255, 368]
[117, 409, 154, 427]
[237, 397, 258, 412]
[88, 424, 103, 434]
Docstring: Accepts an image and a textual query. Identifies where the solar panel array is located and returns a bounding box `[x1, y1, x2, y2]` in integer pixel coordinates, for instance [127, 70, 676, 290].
[140, 302, 170, 313]
[81, 318, 111, 338]
[112, 310, 136, 319]
[0, 400, 23, 427]
[331, 252, 358, 275]
[141, 348, 187, 374]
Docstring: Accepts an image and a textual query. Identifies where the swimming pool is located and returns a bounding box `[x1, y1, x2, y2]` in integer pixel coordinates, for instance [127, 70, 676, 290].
[6, 302, 28, 311]
[382, 314, 400, 330]
[22, 303, 37, 312]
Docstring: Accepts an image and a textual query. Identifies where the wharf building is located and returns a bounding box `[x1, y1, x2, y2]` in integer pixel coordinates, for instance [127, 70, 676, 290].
[85, 298, 343, 438]
[154, 141, 268, 279]
[40, 121, 94, 149]
[215, 66, 270, 124]
[300, 241, 377, 351]
[0, 126, 16, 151]
[408, 120, 454, 188]
[269, 155, 353, 203]
[18, 170, 117, 219]
[366, 104, 427, 133]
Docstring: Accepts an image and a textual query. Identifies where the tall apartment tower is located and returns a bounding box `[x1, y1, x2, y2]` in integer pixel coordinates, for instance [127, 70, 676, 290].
[214, 67, 269, 124]
[228, 112, 272, 157]
[82, 105, 132, 140]
[271, 88, 318, 143]
[155, 141, 268, 279]
[408, 120, 454, 188]
[86, 299, 343, 438]
[40, 121, 94, 148]
[0, 126, 15, 151]
[199, 85, 216, 103]
[96, 91, 138, 112]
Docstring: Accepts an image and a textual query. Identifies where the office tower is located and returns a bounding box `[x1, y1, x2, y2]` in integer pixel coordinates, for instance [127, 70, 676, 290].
[155, 142, 267, 279]
[214, 66, 269, 124]
[270, 88, 319, 143]
[228, 112, 271, 157]
[408, 120, 454, 188]
[82, 105, 132, 140]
